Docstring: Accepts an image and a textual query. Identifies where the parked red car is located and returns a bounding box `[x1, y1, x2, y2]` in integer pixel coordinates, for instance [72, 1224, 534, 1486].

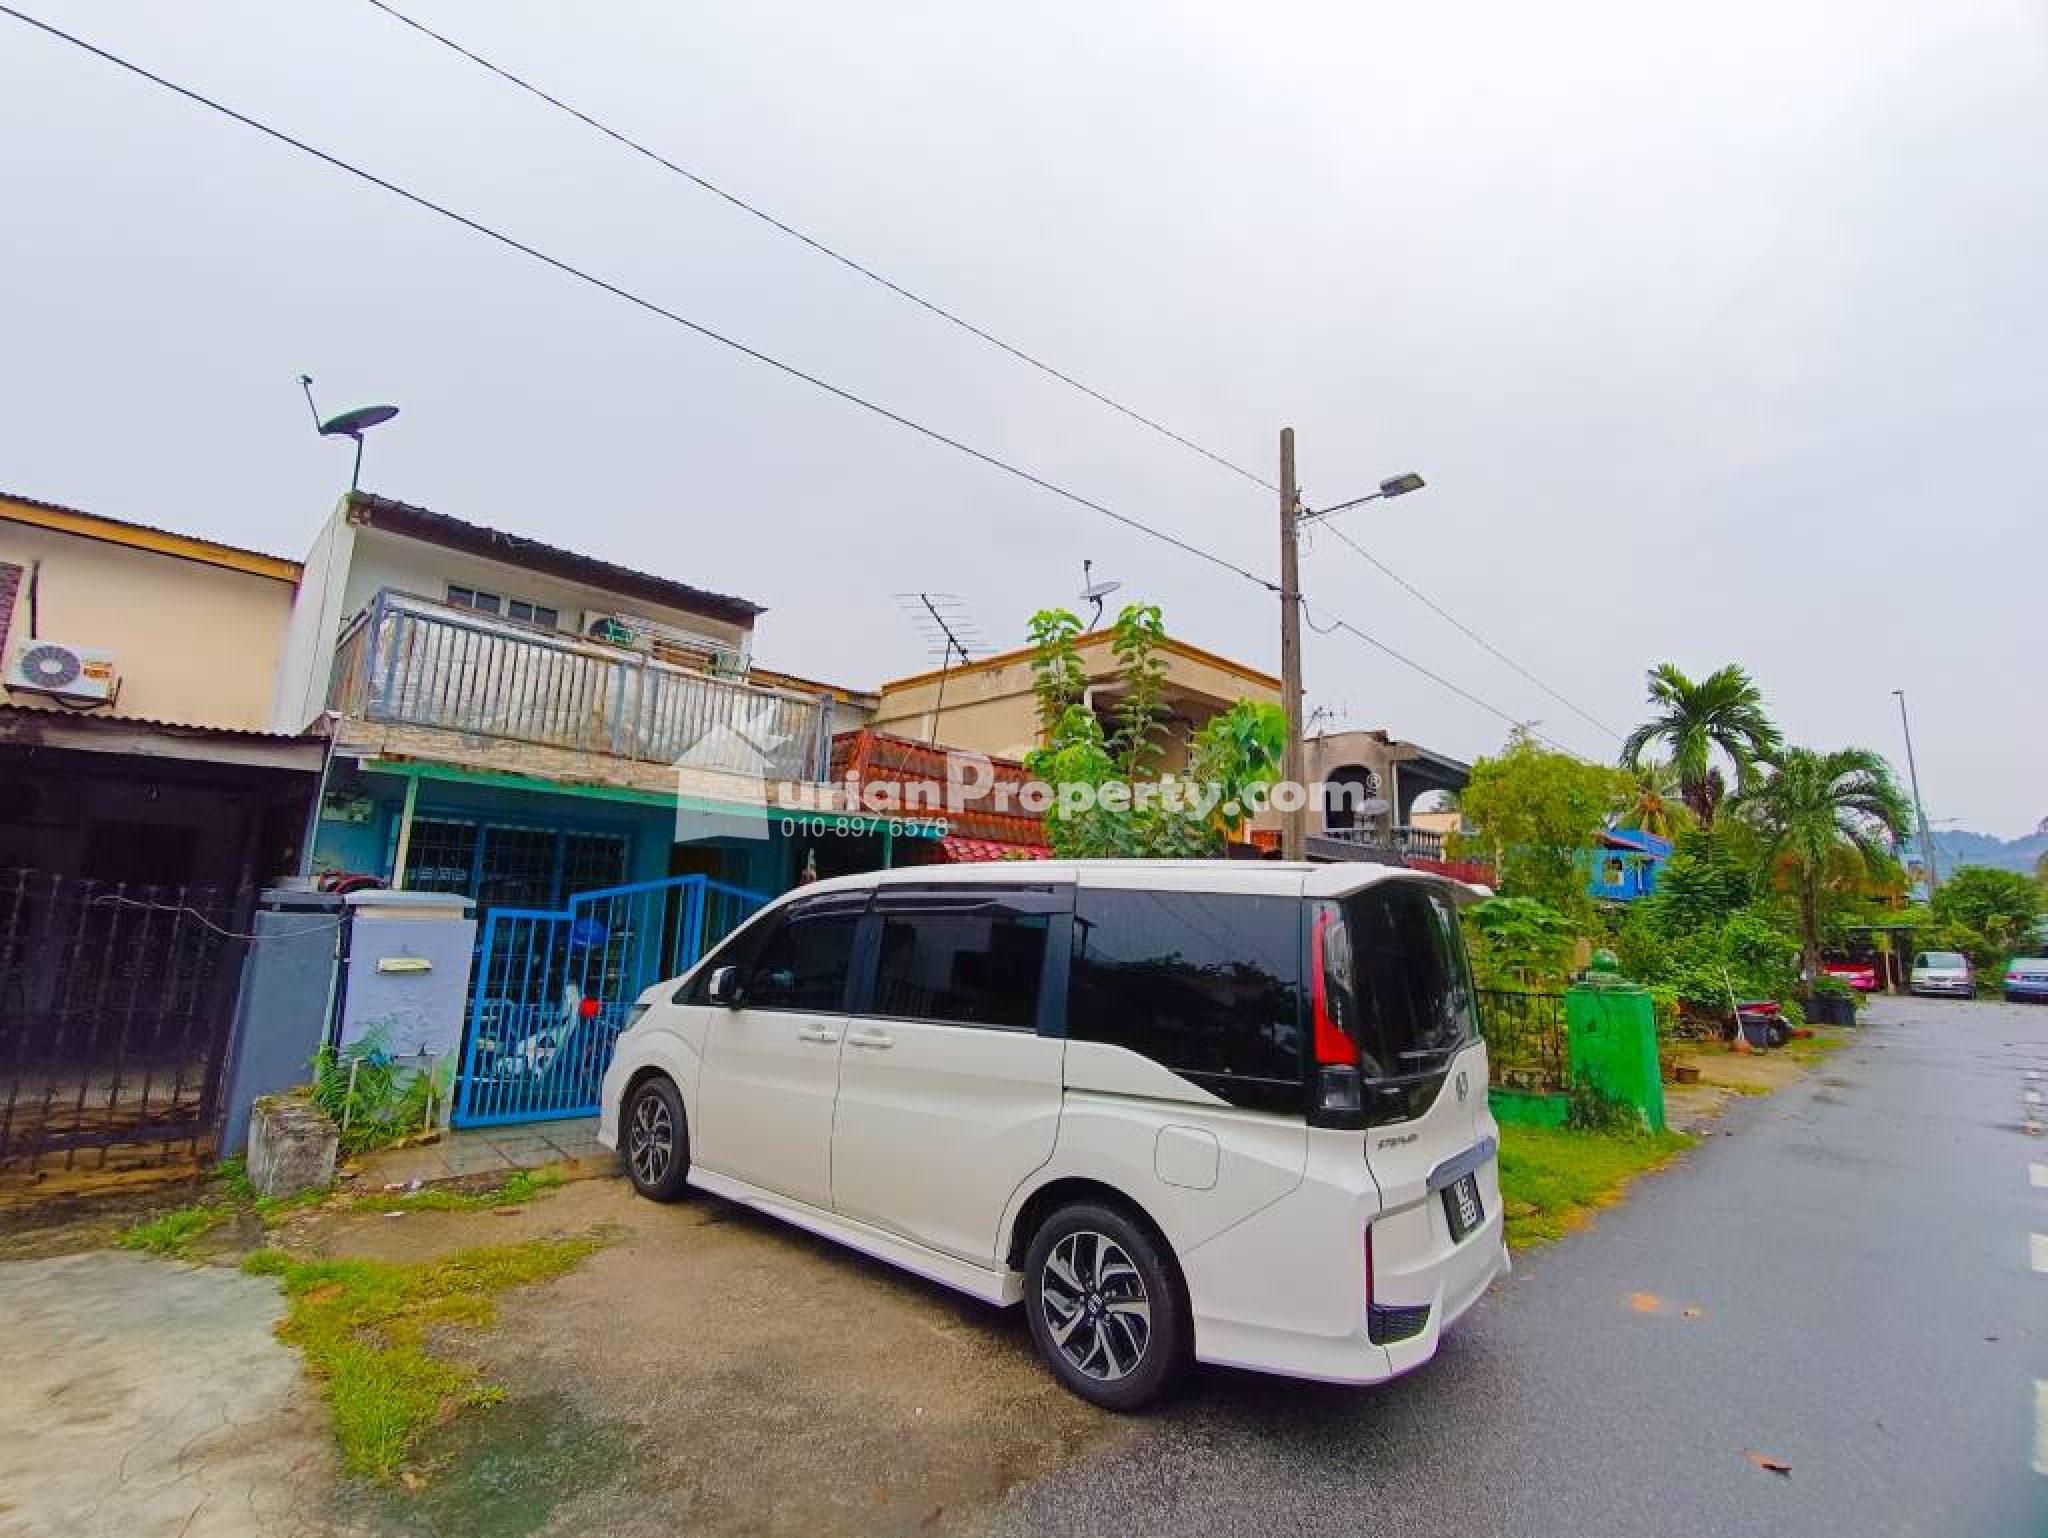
[1822, 960, 1880, 992]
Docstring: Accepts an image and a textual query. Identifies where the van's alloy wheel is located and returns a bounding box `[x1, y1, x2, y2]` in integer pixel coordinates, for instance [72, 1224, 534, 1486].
[629, 1094, 674, 1184]
[623, 1077, 690, 1201]
[1042, 1231, 1151, 1381]
[1024, 1202, 1189, 1410]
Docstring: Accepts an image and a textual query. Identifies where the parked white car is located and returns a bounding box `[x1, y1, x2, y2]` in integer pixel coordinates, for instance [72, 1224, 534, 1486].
[598, 860, 1508, 1408]
[1910, 950, 1976, 998]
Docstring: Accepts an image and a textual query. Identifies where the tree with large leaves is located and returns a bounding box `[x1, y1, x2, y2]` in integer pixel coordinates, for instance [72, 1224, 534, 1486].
[1620, 663, 1781, 827]
[1737, 746, 1908, 985]
[1451, 728, 1632, 918]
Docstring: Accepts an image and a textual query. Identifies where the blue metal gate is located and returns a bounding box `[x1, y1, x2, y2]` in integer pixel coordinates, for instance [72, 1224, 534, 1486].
[453, 874, 769, 1127]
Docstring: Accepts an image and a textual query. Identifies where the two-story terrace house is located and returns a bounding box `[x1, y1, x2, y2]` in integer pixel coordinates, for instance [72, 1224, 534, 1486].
[271, 492, 920, 915]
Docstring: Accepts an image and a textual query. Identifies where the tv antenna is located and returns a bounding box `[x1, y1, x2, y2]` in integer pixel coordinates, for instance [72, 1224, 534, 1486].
[895, 593, 983, 745]
[299, 374, 399, 492]
[1079, 559, 1122, 628]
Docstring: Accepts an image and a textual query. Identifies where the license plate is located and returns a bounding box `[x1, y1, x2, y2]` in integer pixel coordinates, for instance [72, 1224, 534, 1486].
[1444, 1172, 1483, 1241]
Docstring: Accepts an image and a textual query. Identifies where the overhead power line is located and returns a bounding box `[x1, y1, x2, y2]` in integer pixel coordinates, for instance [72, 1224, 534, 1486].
[0, 5, 1268, 594]
[1301, 603, 1579, 755]
[359, 1, 1628, 752]
[358, 0, 1277, 494]
[1, 5, 1585, 758]
[1316, 519, 1622, 742]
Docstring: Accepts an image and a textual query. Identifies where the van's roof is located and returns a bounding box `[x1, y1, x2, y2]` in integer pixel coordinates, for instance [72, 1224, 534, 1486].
[792, 858, 1477, 903]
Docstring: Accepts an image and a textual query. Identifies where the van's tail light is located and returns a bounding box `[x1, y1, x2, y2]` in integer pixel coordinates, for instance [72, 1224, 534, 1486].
[1312, 906, 1364, 1115]
[1311, 907, 1353, 1065]
[1363, 1223, 1375, 1306]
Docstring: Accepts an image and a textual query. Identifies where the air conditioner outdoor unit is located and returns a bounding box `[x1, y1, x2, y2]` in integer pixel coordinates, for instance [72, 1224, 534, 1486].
[6, 641, 119, 705]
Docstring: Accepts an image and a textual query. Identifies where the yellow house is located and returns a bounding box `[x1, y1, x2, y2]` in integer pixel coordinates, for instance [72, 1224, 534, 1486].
[0, 492, 328, 1188]
[0, 492, 301, 731]
[869, 629, 1281, 770]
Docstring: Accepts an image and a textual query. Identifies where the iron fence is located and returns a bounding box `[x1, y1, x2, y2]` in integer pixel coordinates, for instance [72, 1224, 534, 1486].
[1476, 987, 1569, 1092]
[0, 870, 247, 1175]
[330, 590, 835, 783]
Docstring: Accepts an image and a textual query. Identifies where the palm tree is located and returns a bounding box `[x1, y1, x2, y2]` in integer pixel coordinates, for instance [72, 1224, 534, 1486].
[1615, 758, 1693, 841]
[1620, 663, 1781, 827]
[1737, 746, 1909, 984]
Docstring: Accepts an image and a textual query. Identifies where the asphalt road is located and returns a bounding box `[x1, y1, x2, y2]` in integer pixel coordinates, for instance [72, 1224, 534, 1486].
[982, 996, 2048, 1538]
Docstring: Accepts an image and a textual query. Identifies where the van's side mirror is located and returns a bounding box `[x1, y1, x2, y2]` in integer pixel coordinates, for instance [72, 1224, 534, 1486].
[706, 965, 744, 1007]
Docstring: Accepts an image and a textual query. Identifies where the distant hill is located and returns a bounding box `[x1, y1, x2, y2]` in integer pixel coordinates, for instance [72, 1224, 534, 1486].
[1926, 827, 2048, 877]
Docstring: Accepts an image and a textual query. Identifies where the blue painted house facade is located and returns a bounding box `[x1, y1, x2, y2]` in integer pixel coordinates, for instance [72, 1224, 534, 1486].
[1586, 828, 1673, 903]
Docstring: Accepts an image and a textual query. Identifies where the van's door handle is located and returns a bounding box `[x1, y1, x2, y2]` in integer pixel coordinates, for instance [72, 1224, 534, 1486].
[846, 1029, 894, 1050]
[797, 1026, 840, 1045]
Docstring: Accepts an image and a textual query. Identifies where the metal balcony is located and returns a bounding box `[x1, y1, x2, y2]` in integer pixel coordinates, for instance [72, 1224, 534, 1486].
[328, 590, 834, 783]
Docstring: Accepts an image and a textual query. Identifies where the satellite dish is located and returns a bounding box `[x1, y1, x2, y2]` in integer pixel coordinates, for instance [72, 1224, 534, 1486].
[299, 375, 399, 492]
[1359, 797, 1392, 818]
[1079, 559, 1123, 626]
[317, 403, 399, 437]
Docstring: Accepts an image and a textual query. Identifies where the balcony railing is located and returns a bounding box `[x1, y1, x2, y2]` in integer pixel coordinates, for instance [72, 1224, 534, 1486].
[1320, 824, 1448, 860]
[328, 590, 834, 783]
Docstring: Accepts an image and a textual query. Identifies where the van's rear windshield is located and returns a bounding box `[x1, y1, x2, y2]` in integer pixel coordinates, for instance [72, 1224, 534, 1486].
[1332, 882, 1477, 1078]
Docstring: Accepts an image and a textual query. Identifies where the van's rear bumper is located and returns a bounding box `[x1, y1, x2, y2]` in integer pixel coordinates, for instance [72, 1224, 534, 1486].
[1180, 1131, 1510, 1386]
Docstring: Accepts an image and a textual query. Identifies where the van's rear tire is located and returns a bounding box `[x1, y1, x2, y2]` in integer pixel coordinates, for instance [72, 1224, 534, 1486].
[622, 1075, 690, 1202]
[1023, 1202, 1189, 1411]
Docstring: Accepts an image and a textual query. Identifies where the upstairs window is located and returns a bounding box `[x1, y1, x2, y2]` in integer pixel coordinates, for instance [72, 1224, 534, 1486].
[446, 585, 502, 615]
[447, 586, 559, 630]
[507, 598, 560, 629]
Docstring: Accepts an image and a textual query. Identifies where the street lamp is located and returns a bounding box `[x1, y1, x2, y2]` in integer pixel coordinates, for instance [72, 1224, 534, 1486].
[1297, 472, 1427, 524]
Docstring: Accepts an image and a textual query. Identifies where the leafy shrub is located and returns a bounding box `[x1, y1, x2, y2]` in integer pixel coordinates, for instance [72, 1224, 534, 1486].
[1615, 891, 1801, 1019]
[1464, 896, 1578, 991]
[311, 1032, 448, 1156]
[1566, 1080, 1645, 1135]
[1810, 973, 1859, 1006]
[1926, 866, 2044, 985]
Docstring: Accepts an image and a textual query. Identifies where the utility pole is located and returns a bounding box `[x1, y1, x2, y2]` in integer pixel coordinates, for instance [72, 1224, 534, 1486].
[1279, 427, 1307, 861]
[1892, 688, 1940, 896]
[1274, 442, 1425, 862]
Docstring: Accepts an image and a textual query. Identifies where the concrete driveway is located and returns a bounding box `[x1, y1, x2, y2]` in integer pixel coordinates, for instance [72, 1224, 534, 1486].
[0, 1250, 336, 1538]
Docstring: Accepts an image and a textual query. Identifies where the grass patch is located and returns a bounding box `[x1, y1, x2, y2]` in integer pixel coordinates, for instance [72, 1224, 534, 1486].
[243, 1236, 600, 1480]
[116, 1203, 225, 1257]
[354, 1167, 567, 1214]
[214, 1155, 257, 1202]
[1497, 1123, 1694, 1247]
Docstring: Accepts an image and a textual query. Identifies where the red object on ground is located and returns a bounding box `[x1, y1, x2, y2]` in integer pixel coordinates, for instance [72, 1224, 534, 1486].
[1822, 962, 1879, 992]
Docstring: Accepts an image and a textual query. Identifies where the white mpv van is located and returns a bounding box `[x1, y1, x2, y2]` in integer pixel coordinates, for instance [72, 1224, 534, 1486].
[598, 859, 1508, 1408]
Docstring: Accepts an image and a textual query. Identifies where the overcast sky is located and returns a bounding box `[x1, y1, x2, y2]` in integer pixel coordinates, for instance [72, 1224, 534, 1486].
[3, 2, 2041, 834]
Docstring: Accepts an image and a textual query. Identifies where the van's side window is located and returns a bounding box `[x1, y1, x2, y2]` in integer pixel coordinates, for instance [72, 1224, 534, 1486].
[1067, 890, 1303, 1108]
[676, 913, 776, 1004]
[742, 912, 859, 1012]
[871, 903, 1049, 1030]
